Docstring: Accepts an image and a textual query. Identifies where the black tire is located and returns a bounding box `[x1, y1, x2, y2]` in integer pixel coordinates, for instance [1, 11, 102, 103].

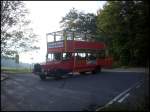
[99, 67, 101, 72]
[80, 72, 86, 74]
[39, 74, 46, 80]
[34, 63, 42, 73]
[54, 76, 62, 80]
[92, 70, 96, 74]
[92, 66, 101, 74]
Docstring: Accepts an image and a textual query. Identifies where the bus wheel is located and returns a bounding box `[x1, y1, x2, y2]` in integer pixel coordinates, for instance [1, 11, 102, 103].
[54, 76, 62, 80]
[92, 70, 96, 74]
[92, 67, 101, 74]
[99, 67, 101, 72]
[80, 72, 85, 74]
[39, 74, 46, 80]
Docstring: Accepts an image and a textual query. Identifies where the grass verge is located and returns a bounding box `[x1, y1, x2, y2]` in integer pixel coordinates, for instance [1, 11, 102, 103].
[1, 67, 32, 74]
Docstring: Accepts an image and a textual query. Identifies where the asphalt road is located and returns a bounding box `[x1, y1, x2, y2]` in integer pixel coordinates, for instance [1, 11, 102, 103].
[1, 70, 146, 111]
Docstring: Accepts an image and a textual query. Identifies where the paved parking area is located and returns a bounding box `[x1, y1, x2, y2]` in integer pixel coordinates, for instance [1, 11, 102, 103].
[1, 71, 146, 111]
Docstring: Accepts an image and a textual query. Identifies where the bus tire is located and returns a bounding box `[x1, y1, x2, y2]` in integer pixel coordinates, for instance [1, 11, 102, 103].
[92, 70, 96, 74]
[54, 76, 62, 80]
[80, 72, 86, 74]
[99, 67, 101, 72]
[39, 74, 46, 80]
[92, 66, 101, 74]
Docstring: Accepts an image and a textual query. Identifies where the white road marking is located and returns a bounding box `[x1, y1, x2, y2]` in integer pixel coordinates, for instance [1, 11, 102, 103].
[136, 84, 141, 88]
[117, 93, 130, 103]
[96, 80, 143, 111]
[105, 81, 139, 106]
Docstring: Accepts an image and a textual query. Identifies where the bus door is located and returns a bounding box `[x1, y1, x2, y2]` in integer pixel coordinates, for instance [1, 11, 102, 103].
[74, 53, 86, 72]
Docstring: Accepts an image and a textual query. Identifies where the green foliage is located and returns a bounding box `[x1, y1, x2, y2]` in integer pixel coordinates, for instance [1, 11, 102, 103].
[1, 1, 39, 57]
[96, 1, 149, 66]
[60, 2, 149, 67]
[60, 8, 78, 31]
[60, 8, 97, 36]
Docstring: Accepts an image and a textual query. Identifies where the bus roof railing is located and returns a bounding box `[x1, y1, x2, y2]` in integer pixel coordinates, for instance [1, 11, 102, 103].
[46, 30, 95, 41]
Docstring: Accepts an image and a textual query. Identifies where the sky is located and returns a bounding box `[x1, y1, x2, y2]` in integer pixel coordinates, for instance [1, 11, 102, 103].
[19, 1, 106, 64]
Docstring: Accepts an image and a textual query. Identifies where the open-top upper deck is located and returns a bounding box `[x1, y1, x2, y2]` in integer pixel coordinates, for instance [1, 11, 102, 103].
[47, 40, 106, 53]
[46, 30, 106, 53]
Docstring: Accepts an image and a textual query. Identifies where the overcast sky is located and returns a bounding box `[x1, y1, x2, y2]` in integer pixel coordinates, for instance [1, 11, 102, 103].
[19, 1, 106, 64]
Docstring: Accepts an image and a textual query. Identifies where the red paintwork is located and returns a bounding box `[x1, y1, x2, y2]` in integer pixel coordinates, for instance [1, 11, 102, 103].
[47, 40, 106, 53]
[74, 40, 106, 50]
[41, 57, 112, 73]
[42, 59, 74, 72]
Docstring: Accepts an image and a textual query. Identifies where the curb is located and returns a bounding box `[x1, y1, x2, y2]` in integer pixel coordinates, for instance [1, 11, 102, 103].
[102, 68, 147, 73]
[102, 70, 146, 73]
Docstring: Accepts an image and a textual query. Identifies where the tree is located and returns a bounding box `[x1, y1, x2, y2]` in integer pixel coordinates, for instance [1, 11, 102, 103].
[96, 1, 149, 66]
[1, 1, 39, 57]
[60, 8, 97, 36]
[60, 8, 78, 32]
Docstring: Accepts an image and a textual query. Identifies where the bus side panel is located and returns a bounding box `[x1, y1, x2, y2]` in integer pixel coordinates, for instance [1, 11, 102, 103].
[74, 59, 97, 72]
[43, 60, 74, 73]
[97, 57, 113, 68]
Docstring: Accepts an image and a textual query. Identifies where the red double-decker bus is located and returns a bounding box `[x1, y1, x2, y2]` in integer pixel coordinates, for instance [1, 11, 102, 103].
[33, 30, 112, 80]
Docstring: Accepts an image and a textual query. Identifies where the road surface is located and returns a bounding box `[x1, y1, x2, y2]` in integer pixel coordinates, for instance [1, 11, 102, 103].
[1, 70, 147, 111]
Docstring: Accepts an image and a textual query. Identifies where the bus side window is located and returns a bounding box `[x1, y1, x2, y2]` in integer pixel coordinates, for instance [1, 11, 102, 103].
[54, 53, 62, 60]
[63, 53, 72, 60]
[89, 54, 96, 60]
[63, 53, 66, 60]
[66, 53, 72, 59]
[76, 53, 86, 60]
[76, 54, 81, 60]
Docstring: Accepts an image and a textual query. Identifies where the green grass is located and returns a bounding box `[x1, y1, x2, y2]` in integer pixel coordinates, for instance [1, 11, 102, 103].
[1, 67, 32, 74]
